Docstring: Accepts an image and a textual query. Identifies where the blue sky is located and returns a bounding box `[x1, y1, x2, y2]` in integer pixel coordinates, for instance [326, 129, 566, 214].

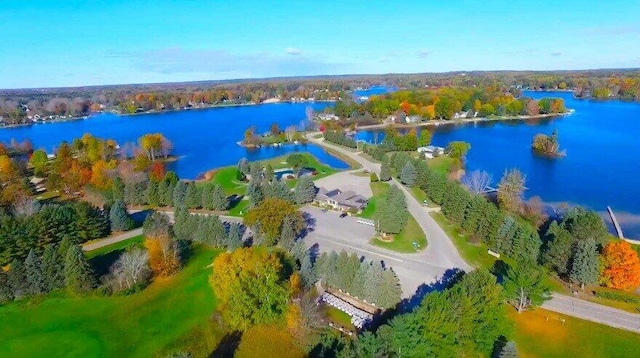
[1, 0, 639, 88]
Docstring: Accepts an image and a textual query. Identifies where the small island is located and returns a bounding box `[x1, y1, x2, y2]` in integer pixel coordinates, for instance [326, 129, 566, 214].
[532, 129, 565, 157]
[238, 123, 306, 148]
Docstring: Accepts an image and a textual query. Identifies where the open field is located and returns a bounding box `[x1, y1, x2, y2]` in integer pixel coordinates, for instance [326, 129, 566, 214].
[510, 308, 640, 358]
[0, 247, 221, 358]
[426, 156, 456, 176]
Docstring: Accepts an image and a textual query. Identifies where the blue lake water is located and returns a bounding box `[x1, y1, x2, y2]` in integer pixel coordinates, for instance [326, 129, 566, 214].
[357, 91, 640, 239]
[0, 102, 349, 179]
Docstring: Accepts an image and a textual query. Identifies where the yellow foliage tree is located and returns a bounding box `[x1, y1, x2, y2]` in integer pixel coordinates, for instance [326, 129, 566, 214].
[144, 233, 181, 277]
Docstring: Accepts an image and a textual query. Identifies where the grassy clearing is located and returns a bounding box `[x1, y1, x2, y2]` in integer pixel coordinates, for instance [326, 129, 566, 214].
[0, 247, 221, 358]
[371, 215, 426, 253]
[324, 305, 354, 330]
[427, 156, 455, 176]
[509, 308, 640, 358]
[361, 182, 427, 252]
[430, 211, 497, 270]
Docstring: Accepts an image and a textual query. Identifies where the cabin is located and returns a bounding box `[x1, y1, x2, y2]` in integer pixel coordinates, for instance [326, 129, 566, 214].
[317, 113, 340, 121]
[314, 187, 368, 213]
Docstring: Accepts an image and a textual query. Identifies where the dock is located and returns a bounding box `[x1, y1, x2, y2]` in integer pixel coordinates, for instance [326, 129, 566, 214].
[607, 206, 624, 239]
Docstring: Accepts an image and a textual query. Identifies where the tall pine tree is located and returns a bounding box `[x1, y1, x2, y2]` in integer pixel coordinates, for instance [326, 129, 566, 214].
[64, 244, 96, 295]
[42, 244, 64, 291]
[24, 249, 46, 295]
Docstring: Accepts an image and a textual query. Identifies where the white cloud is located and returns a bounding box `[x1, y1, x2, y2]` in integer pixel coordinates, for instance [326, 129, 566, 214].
[417, 49, 430, 58]
[285, 47, 302, 56]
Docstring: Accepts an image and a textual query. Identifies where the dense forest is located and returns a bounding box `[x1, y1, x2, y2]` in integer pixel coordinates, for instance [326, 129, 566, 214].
[1, 69, 639, 125]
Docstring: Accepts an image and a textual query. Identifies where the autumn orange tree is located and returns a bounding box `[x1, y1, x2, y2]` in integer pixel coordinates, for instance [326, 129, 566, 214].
[143, 212, 181, 277]
[600, 241, 640, 291]
[210, 247, 293, 330]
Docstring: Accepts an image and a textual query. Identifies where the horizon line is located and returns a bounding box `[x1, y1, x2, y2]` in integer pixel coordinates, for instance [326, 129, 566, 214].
[2, 67, 640, 92]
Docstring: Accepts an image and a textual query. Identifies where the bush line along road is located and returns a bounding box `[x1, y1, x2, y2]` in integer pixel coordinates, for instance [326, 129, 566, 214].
[306, 132, 640, 333]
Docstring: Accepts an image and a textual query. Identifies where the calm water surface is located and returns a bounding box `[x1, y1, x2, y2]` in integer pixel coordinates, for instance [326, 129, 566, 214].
[357, 91, 640, 238]
[0, 103, 348, 179]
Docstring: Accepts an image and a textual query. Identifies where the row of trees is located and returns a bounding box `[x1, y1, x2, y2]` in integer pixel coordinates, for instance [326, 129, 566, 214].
[321, 269, 514, 357]
[0, 201, 110, 265]
[322, 130, 357, 148]
[330, 86, 567, 121]
[0, 240, 95, 303]
[314, 251, 402, 309]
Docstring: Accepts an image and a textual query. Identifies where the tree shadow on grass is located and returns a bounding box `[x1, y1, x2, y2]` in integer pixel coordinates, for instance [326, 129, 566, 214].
[209, 331, 242, 358]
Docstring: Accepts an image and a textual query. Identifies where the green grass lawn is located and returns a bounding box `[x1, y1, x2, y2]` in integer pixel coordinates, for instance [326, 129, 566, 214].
[371, 215, 426, 253]
[324, 305, 355, 332]
[509, 307, 640, 358]
[430, 211, 497, 269]
[427, 156, 455, 176]
[361, 182, 427, 253]
[0, 246, 221, 358]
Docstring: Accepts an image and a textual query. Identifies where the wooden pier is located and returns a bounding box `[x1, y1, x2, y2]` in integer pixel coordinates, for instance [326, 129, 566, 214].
[607, 206, 624, 239]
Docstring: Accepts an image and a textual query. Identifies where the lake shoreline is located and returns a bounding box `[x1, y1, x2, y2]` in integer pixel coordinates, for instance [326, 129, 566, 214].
[0, 99, 336, 131]
[356, 111, 574, 131]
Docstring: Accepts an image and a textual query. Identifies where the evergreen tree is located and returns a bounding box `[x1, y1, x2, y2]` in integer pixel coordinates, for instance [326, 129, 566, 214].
[247, 179, 264, 207]
[109, 200, 135, 231]
[300, 253, 317, 288]
[569, 238, 600, 288]
[211, 184, 228, 211]
[57, 236, 75, 260]
[172, 181, 188, 207]
[24, 249, 45, 295]
[210, 217, 227, 247]
[264, 164, 275, 182]
[41, 244, 64, 291]
[290, 239, 307, 263]
[237, 158, 250, 178]
[279, 215, 298, 250]
[399, 161, 417, 187]
[227, 223, 243, 250]
[173, 206, 192, 241]
[379, 162, 392, 182]
[499, 341, 519, 358]
[145, 179, 160, 205]
[64, 244, 95, 295]
[542, 222, 574, 276]
[7, 259, 28, 299]
[376, 269, 402, 309]
[0, 270, 13, 303]
[294, 176, 317, 204]
[184, 182, 201, 209]
[112, 177, 125, 202]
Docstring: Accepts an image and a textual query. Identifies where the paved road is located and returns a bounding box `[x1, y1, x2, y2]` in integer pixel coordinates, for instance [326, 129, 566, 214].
[309, 133, 640, 332]
[83, 210, 243, 252]
[543, 293, 640, 333]
[82, 228, 144, 251]
[308, 134, 471, 273]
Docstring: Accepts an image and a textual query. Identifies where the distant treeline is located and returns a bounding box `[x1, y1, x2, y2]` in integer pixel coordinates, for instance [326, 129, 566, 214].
[2, 69, 639, 125]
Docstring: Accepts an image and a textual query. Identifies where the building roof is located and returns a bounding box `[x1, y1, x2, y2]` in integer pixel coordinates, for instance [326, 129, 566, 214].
[316, 187, 368, 209]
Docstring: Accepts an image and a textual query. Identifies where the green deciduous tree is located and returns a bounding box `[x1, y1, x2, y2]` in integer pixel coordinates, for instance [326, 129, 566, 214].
[244, 198, 303, 244]
[503, 260, 551, 313]
[211, 248, 292, 330]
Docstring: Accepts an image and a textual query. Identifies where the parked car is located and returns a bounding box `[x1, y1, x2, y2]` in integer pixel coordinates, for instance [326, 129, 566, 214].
[339, 212, 348, 218]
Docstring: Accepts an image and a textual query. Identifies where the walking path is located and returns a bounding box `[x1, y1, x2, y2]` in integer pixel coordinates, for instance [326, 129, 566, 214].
[82, 228, 143, 252]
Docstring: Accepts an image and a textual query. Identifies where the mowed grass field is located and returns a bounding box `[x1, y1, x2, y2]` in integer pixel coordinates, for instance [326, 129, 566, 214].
[510, 308, 640, 358]
[0, 247, 221, 358]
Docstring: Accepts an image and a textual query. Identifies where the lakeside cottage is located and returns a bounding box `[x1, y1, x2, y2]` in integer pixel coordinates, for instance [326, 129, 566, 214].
[317, 113, 340, 121]
[417, 145, 445, 158]
[314, 187, 368, 213]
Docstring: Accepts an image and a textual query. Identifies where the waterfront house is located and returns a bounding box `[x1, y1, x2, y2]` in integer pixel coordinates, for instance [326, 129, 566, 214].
[315, 187, 368, 213]
[405, 115, 422, 123]
[417, 145, 445, 158]
[317, 113, 340, 121]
